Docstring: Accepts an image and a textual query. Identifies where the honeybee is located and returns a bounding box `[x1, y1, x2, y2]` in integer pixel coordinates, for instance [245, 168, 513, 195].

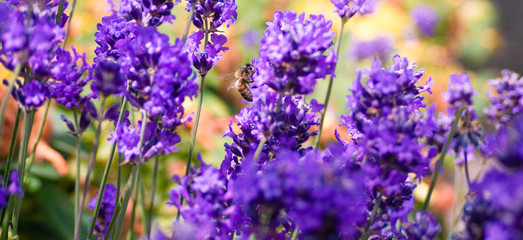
[227, 63, 255, 102]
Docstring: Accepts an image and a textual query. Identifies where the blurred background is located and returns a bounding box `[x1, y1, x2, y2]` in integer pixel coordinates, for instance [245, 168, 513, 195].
[1, 0, 521, 239]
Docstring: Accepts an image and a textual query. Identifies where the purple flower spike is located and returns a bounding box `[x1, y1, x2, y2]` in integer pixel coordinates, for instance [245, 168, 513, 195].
[404, 211, 441, 240]
[349, 35, 394, 61]
[331, 0, 376, 19]
[91, 59, 126, 98]
[88, 184, 117, 240]
[411, 4, 440, 37]
[256, 11, 336, 95]
[444, 73, 476, 108]
[484, 69, 523, 129]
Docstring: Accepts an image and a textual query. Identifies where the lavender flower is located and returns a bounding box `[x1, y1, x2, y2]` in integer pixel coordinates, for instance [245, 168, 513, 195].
[484, 69, 523, 129]
[0, 8, 64, 76]
[88, 184, 117, 240]
[222, 88, 320, 178]
[185, 0, 237, 75]
[91, 59, 126, 98]
[169, 159, 234, 239]
[443, 73, 475, 108]
[331, 0, 376, 19]
[3, 79, 50, 112]
[48, 47, 92, 109]
[339, 55, 436, 234]
[256, 11, 336, 95]
[107, 0, 179, 27]
[232, 148, 367, 239]
[0, 170, 24, 209]
[403, 211, 441, 240]
[94, 14, 138, 62]
[348, 35, 394, 61]
[482, 114, 523, 170]
[411, 4, 440, 37]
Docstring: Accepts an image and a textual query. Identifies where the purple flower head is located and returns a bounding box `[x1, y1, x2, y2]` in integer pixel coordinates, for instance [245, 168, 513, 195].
[411, 4, 439, 37]
[444, 73, 475, 108]
[88, 184, 117, 240]
[222, 89, 319, 178]
[349, 35, 394, 61]
[106, 0, 179, 27]
[121, 27, 197, 123]
[7, 170, 23, 197]
[331, 0, 376, 19]
[91, 59, 126, 97]
[403, 211, 441, 240]
[483, 114, 523, 170]
[4, 79, 50, 111]
[169, 159, 234, 239]
[484, 69, 523, 129]
[186, 0, 237, 30]
[0, 9, 64, 75]
[48, 47, 92, 109]
[232, 148, 367, 239]
[456, 169, 523, 239]
[186, 31, 228, 75]
[94, 14, 138, 62]
[256, 11, 336, 95]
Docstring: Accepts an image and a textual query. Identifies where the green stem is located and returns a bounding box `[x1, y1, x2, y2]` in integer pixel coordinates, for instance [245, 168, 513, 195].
[359, 195, 381, 240]
[0, 63, 22, 139]
[72, 111, 81, 240]
[85, 98, 128, 240]
[55, 0, 66, 25]
[139, 176, 148, 237]
[423, 107, 464, 211]
[463, 150, 471, 191]
[127, 170, 141, 240]
[314, 17, 348, 150]
[74, 97, 106, 240]
[11, 110, 34, 237]
[253, 137, 267, 161]
[61, 0, 78, 48]
[0, 195, 15, 240]
[109, 110, 147, 240]
[291, 227, 299, 240]
[181, 1, 196, 43]
[2, 109, 21, 187]
[146, 155, 160, 239]
[24, 99, 51, 184]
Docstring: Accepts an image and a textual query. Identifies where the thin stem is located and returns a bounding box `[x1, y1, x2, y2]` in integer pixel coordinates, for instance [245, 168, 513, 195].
[111, 110, 147, 240]
[139, 176, 148, 238]
[291, 227, 299, 240]
[61, 0, 78, 48]
[0, 107, 21, 225]
[85, 98, 128, 240]
[314, 17, 348, 150]
[253, 137, 267, 161]
[75, 97, 107, 240]
[0, 63, 22, 138]
[423, 108, 464, 211]
[72, 111, 81, 240]
[127, 170, 141, 240]
[360, 195, 381, 240]
[146, 155, 160, 239]
[11, 110, 34, 237]
[24, 99, 52, 184]
[55, 0, 66, 25]
[176, 74, 206, 221]
[117, 153, 123, 200]
[2, 109, 21, 187]
[0, 195, 15, 240]
[181, 1, 196, 43]
[463, 150, 471, 191]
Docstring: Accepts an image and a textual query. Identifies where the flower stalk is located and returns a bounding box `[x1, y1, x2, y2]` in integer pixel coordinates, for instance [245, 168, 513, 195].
[423, 107, 464, 211]
[314, 16, 348, 150]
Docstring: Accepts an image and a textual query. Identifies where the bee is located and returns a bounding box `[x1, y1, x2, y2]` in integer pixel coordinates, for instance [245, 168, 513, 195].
[228, 63, 255, 102]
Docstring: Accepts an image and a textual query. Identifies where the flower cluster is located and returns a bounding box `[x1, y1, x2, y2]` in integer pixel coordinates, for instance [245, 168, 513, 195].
[444, 73, 475, 108]
[338, 55, 439, 236]
[484, 69, 523, 129]
[411, 4, 440, 37]
[256, 11, 336, 95]
[331, 0, 376, 19]
[3, 79, 50, 112]
[88, 184, 117, 240]
[185, 0, 237, 75]
[222, 88, 321, 178]
[349, 35, 394, 61]
[0, 170, 24, 209]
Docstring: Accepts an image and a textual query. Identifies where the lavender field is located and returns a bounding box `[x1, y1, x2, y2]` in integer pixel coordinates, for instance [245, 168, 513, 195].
[0, 0, 521, 239]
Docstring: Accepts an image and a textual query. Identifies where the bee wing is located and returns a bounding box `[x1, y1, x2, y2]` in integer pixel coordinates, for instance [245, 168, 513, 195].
[227, 79, 238, 91]
[218, 72, 235, 81]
